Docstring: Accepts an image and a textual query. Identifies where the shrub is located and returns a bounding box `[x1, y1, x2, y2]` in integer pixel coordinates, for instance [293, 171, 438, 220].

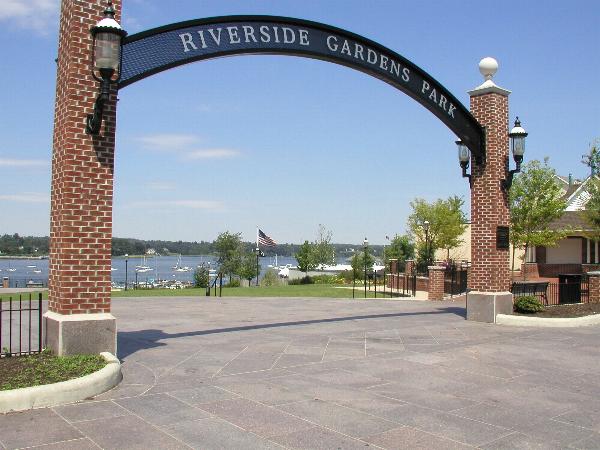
[261, 270, 280, 287]
[514, 295, 544, 313]
[227, 278, 241, 288]
[289, 275, 314, 285]
[193, 266, 210, 288]
[311, 274, 342, 285]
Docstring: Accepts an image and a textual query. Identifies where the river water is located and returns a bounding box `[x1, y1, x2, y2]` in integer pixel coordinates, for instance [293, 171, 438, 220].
[0, 255, 301, 288]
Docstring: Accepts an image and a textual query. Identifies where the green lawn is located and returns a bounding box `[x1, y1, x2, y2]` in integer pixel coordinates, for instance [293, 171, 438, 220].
[112, 284, 392, 299]
[0, 291, 47, 302]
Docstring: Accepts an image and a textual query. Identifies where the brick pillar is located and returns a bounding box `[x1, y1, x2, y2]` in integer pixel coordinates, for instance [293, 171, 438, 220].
[588, 272, 600, 304]
[45, 0, 121, 355]
[389, 259, 398, 274]
[405, 259, 415, 275]
[466, 58, 514, 322]
[427, 266, 445, 301]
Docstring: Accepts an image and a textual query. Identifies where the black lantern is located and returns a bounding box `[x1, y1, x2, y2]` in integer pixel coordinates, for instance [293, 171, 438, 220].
[86, 1, 127, 135]
[503, 117, 528, 190]
[456, 139, 472, 187]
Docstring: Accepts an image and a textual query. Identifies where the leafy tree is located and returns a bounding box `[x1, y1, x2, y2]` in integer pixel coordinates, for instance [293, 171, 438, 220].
[581, 138, 600, 176]
[312, 224, 335, 268]
[581, 177, 600, 241]
[193, 265, 210, 288]
[383, 234, 415, 264]
[295, 240, 317, 274]
[407, 196, 468, 263]
[509, 159, 567, 280]
[351, 247, 375, 281]
[214, 231, 243, 280]
[237, 251, 259, 285]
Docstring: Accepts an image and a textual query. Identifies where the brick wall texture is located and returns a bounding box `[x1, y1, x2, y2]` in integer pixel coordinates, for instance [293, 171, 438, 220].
[469, 91, 510, 292]
[427, 266, 445, 300]
[49, 0, 121, 315]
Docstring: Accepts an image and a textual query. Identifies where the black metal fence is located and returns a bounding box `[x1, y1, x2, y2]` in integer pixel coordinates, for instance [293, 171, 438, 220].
[1, 292, 43, 357]
[511, 277, 589, 306]
[444, 266, 468, 296]
[206, 273, 223, 297]
[388, 273, 417, 297]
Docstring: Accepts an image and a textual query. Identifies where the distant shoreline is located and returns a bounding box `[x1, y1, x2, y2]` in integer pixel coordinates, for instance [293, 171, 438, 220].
[0, 255, 48, 260]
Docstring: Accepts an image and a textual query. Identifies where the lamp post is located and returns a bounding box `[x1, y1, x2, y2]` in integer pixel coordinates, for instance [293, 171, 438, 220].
[363, 237, 368, 298]
[503, 117, 528, 190]
[255, 247, 260, 286]
[383, 235, 390, 298]
[423, 221, 430, 268]
[86, 1, 127, 135]
[124, 253, 128, 291]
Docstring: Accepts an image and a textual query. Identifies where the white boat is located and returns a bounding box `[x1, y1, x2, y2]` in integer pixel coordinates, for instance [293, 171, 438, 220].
[111, 267, 118, 271]
[27, 265, 37, 268]
[33, 269, 42, 274]
[172, 254, 191, 272]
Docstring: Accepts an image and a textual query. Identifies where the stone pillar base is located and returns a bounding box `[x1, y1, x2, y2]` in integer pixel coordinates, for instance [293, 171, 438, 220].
[44, 311, 117, 356]
[466, 291, 513, 323]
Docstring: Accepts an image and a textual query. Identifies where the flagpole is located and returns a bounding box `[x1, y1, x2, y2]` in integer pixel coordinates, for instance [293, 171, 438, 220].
[256, 226, 259, 286]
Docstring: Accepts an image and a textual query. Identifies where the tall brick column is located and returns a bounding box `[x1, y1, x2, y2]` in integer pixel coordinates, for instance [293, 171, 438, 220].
[466, 58, 514, 322]
[45, 0, 121, 355]
[427, 266, 445, 301]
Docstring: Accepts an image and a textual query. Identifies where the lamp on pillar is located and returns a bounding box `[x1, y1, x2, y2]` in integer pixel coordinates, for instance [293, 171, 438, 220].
[502, 117, 528, 191]
[86, 1, 127, 135]
[456, 140, 473, 187]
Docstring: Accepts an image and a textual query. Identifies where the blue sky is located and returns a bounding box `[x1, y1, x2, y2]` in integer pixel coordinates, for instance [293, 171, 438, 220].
[1, 0, 599, 245]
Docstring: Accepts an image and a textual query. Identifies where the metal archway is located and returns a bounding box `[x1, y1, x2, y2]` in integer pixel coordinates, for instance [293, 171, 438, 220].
[120, 15, 484, 159]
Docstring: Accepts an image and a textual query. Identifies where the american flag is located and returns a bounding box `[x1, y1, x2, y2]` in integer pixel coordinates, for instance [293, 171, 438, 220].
[258, 229, 277, 247]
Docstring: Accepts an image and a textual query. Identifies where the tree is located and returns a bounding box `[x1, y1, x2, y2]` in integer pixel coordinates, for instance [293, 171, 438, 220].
[407, 196, 468, 263]
[384, 234, 414, 264]
[581, 138, 600, 176]
[193, 265, 210, 288]
[312, 224, 335, 268]
[295, 240, 317, 274]
[214, 231, 243, 280]
[236, 251, 259, 285]
[351, 248, 374, 281]
[581, 177, 600, 241]
[509, 159, 567, 280]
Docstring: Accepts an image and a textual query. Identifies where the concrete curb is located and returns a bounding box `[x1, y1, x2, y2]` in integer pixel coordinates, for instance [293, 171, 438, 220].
[496, 313, 600, 327]
[0, 352, 122, 414]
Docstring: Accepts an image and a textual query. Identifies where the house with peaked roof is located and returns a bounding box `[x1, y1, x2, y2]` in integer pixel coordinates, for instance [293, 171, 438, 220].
[522, 173, 600, 279]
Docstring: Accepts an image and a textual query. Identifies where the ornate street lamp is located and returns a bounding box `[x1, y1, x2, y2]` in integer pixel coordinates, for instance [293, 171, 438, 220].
[124, 253, 128, 291]
[363, 237, 368, 298]
[503, 117, 528, 190]
[423, 221, 430, 267]
[86, 1, 127, 135]
[456, 139, 472, 187]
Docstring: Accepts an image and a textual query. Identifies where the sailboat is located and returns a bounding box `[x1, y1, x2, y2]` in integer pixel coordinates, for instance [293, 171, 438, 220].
[172, 254, 191, 272]
[136, 255, 153, 273]
[7, 261, 16, 272]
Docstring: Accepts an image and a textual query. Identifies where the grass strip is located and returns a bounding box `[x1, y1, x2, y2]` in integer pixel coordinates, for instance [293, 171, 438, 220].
[0, 350, 106, 391]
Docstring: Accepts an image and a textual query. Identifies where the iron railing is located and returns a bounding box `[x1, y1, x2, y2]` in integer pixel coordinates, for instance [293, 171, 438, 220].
[1, 277, 47, 289]
[206, 273, 223, 297]
[511, 279, 589, 306]
[1, 292, 43, 357]
[444, 266, 468, 296]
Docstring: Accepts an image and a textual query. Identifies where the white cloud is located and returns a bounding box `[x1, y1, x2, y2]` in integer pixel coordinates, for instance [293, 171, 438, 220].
[136, 134, 200, 151]
[0, 0, 59, 34]
[0, 192, 49, 203]
[129, 200, 223, 210]
[186, 149, 240, 159]
[0, 158, 48, 167]
[135, 134, 241, 160]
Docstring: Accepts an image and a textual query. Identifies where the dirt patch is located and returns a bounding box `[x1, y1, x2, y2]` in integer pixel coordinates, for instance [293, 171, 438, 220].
[515, 302, 600, 318]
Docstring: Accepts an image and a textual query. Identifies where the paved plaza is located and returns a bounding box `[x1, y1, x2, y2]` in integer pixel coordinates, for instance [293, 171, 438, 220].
[1, 296, 600, 449]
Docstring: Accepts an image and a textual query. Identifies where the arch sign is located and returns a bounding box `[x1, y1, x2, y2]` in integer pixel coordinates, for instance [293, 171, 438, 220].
[120, 16, 484, 159]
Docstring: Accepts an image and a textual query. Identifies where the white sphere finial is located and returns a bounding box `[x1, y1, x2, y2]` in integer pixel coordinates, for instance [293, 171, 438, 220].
[479, 57, 498, 81]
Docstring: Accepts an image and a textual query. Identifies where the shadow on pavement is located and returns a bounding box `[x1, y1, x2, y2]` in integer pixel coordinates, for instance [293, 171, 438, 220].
[117, 306, 466, 359]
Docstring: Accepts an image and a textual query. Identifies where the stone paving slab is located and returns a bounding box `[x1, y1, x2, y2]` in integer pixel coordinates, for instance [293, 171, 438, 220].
[1, 295, 600, 449]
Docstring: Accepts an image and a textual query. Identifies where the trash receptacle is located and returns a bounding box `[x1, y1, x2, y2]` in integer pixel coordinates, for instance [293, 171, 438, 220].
[2, 277, 8, 288]
[558, 274, 582, 304]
